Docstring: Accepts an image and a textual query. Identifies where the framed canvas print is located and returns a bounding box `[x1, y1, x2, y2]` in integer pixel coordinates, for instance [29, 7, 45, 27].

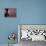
[4, 8, 16, 17]
[18, 24, 46, 41]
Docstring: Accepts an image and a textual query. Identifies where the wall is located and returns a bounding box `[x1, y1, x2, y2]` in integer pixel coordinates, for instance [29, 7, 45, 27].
[0, 0, 46, 44]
